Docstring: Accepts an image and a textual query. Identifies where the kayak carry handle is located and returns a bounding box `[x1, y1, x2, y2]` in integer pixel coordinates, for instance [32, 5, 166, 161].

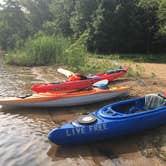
[105, 109, 117, 116]
[17, 94, 32, 99]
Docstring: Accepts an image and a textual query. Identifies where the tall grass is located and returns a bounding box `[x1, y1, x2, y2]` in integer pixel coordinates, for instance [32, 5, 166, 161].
[6, 36, 71, 66]
[6, 34, 88, 67]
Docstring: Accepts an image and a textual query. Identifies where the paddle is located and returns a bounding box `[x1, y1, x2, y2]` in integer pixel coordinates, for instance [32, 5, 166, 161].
[57, 68, 74, 78]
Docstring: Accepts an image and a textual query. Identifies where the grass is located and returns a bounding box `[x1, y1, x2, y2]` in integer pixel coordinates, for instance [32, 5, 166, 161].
[5, 36, 71, 66]
[93, 53, 166, 64]
[72, 53, 145, 78]
[4, 33, 164, 79]
[5, 34, 88, 68]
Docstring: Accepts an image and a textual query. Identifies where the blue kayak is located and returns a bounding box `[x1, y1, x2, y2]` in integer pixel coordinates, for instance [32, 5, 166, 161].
[48, 93, 166, 145]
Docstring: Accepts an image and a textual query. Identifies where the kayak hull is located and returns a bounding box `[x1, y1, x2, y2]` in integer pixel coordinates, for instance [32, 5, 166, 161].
[0, 87, 129, 107]
[48, 96, 166, 145]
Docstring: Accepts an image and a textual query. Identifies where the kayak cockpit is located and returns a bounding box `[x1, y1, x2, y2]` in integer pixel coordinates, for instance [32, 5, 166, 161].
[110, 97, 145, 114]
[70, 94, 166, 126]
[98, 94, 166, 118]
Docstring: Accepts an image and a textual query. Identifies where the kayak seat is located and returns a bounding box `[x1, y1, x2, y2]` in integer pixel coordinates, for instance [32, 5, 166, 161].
[144, 94, 166, 110]
[105, 69, 126, 74]
[128, 100, 145, 113]
[128, 105, 145, 113]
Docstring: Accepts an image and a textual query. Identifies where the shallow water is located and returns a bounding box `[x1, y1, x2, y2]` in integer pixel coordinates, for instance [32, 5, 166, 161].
[0, 57, 166, 166]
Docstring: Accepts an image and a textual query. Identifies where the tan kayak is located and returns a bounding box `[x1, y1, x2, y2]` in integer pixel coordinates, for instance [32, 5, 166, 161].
[0, 86, 130, 107]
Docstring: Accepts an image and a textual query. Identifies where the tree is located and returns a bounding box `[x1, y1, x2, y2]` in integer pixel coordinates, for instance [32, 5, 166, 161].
[0, 0, 28, 50]
[20, 0, 52, 33]
[48, 0, 75, 36]
[88, 0, 144, 53]
[138, 0, 160, 53]
[154, 0, 166, 52]
[87, 0, 166, 54]
[158, 0, 166, 35]
[70, 0, 98, 37]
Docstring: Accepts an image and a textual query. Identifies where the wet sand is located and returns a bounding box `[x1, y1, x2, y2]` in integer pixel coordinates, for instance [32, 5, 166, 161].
[0, 58, 166, 166]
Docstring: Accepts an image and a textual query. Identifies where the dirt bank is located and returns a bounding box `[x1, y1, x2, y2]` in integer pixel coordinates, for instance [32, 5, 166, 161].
[29, 62, 166, 166]
[1, 60, 166, 166]
[132, 62, 166, 81]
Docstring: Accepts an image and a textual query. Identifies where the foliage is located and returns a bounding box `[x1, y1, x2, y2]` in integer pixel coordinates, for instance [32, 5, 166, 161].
[64, 31, 88, 67]
[158, 0, 166, 35]
[87, 0, 166, 54]
[48, 0, 74, 36]
[5, 34, 88, 67]
[154, 0, 166, 52]
[20, 0, 52, 33]
[70, 0, 98, 37]
[0, 0, 29, 50]
[108, 53, 166, 63]
[76, 53, 145, 78]
[0, 0, 166, 62]
[6, 36, 71, 66]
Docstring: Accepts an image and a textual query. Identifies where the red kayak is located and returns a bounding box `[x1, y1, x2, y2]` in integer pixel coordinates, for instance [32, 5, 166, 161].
[31, 67, 128, 93]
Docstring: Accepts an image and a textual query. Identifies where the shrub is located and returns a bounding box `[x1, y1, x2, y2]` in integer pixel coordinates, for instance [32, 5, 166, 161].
[6, 36, 71, 66]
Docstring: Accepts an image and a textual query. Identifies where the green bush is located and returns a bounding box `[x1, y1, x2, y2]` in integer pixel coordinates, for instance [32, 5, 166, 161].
[6, 36, 71, 66]
[6, 34, 89, 67]
[64, 32, 88, 68]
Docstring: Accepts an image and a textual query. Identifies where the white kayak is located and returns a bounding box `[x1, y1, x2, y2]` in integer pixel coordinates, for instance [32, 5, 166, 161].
[0, 86, 130, 107]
